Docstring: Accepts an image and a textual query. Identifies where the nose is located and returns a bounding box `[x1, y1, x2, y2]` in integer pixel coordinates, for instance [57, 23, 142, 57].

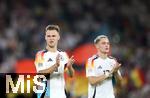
[105, 44, 109, 48]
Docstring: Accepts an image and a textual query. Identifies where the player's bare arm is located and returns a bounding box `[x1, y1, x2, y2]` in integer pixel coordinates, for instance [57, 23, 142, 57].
[88, 74, 109, 86]
[66, 56, 75, 77]
[88, 60, 122, 86]
[114, 72, 122, 86]
[38, 54, 60, 75]
[112, 61, 123, 86]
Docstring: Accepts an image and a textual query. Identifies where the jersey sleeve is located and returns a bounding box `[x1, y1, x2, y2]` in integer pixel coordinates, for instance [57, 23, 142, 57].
[34, 51, 46, 73]
[86, 59, 96, 77]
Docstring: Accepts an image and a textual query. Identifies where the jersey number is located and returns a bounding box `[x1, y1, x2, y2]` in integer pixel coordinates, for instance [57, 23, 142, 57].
[55, 68, 58, 72]
[103, 70, 110, 74]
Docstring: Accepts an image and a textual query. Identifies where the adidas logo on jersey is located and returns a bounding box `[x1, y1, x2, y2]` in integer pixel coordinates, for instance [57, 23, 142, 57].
[48, 58, 53, 62]
[98, 65, 102, 69]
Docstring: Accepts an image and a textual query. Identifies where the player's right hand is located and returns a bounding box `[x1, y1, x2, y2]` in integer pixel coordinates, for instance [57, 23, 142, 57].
[56, 54, 60, 67]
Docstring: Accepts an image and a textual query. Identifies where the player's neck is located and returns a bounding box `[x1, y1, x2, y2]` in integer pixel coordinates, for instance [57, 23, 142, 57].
[46, 46, 57, 52]
[97, 52, 108, 59]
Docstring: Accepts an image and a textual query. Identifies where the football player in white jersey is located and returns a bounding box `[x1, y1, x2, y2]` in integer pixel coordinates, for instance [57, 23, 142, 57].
[34, 25, 75, 98]
[86, 35, 122, 98]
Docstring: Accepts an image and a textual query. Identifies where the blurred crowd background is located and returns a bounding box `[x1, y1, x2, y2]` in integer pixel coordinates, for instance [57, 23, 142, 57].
[0, 0, 150, 98]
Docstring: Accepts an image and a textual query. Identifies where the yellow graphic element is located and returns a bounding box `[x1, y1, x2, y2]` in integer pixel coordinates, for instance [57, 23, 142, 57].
[35, 51, 45, 66]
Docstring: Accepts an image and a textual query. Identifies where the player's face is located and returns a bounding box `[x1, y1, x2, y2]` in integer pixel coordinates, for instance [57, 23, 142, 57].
[45, 30, 60, 48]
[96, 38, 110, 54]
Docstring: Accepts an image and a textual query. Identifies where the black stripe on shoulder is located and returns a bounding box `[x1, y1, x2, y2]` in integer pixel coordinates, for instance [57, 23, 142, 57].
[108, 56, 116, 60]
[38, 49, 48, 53]
[58, 49, 64, 52]
[43, 49, 48, 53]
[43, 48, 48, 53]
[92, 55, 99, 60]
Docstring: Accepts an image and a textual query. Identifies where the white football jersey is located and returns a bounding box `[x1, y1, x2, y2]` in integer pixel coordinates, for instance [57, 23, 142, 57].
[86, 54, 121, 98]
[34, 49, 68, 98]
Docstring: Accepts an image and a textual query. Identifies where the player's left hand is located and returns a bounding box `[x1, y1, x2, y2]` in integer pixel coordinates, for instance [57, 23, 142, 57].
[113, 61, 121, 73]
[67, 56, 75, 68]
[110, 61, 121, 74]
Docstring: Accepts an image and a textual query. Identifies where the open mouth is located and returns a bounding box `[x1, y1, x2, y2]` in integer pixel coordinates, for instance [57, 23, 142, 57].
[105, 48, 109, 50]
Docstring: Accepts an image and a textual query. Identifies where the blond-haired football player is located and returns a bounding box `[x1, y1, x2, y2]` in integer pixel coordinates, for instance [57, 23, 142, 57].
[86, 35, 122, 98]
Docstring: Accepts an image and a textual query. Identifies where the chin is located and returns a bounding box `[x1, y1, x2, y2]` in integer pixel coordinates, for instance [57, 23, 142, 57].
[104, 51, 109, 54]
[48, 45, 55, 48]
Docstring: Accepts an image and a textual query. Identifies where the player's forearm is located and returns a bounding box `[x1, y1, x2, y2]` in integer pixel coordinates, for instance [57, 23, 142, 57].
[114, 72, 122, 81]
[67, 66, 74, 77]
[114, 72, 123, 86]
[38, 64, 58, 75]
[88, 75, 107, 85]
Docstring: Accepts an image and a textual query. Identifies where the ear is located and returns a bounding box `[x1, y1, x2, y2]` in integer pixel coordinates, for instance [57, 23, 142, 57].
[95, 44, 99, 49]
[58, 34, 60, 40]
